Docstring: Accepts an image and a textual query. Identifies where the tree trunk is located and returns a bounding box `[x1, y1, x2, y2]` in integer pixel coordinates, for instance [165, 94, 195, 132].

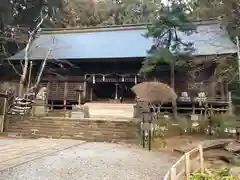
[31, 50, 51, 91]
[220, 81, 225, 98]
[18, 32, 33, 97]
[170, 62, 178, 119]
[18, 14, 47, 97]
[18, 46, 30, 97]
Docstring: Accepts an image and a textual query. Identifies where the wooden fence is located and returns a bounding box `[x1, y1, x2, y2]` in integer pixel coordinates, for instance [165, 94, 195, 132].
[163, 144, 204, 180]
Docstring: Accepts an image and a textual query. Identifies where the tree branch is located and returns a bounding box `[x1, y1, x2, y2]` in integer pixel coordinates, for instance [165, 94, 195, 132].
[2, 45, 22, 76]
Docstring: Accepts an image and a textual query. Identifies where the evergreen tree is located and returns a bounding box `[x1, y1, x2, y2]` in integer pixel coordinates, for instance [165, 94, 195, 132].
[140, 0, 196, 119]
[190, 0, 240, 38]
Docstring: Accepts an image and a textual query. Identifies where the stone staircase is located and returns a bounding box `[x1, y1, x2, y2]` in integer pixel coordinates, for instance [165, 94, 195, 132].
[85, 103, 135, 119]
[5, 116, 139, 143]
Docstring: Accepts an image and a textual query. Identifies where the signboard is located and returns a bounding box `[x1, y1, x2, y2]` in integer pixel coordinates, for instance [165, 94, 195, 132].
[191, 114, 199, 121]
[142, 112, 152, 123]
[141, 122, 153, 131]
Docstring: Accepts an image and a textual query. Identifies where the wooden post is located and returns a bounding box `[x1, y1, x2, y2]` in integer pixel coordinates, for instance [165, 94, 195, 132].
[170, 167, 177, 180]
[0, 97, 7, 133]
[220, 82, 225, 98]
[210, 104, 213, 116]
[199, 144, 204, 175]
[228, 92, 233, 116]
[90, 87, 93, 102]
[46, 82, 50, 115]
[83, 75, 87, 99]
[192, 103, 195, 115]
[204, 108, 207, 120]
[200, 106, 203, 120]
[185, 152, 191, 180]
[51, 100, 53, 111]
[64, 82, 68, 110]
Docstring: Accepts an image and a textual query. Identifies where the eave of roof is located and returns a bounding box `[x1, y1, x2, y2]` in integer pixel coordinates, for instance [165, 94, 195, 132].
[9, 19, 237, 61]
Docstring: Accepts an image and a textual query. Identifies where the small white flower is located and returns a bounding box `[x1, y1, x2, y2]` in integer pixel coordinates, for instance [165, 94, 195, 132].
[192, 122, 199, 127]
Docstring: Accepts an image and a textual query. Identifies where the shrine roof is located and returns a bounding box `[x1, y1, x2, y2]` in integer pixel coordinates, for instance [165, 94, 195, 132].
[9, 20, 237, 60]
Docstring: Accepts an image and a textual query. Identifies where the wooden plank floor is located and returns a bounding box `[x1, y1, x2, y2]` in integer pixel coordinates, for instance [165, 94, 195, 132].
[0, 138, 84, 171]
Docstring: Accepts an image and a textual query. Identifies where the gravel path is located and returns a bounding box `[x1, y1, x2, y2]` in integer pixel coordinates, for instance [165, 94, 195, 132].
[0, 142, 176, 180]
[0, 138, 23, 146]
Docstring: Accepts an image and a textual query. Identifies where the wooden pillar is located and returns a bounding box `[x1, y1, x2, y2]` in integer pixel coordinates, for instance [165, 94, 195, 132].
[0, 97, 7, 133]
[90, 87, 93, 102]
[51, 100, 54, 110]
[224, 82, 229, 97]
[46, 82, 50, 101]
[64, 81, 68, 110]
[192, 103, 195, 115]
[83, 75, 87, 100]
[220, 82, 225, 98]
[46, 82, 50, 113]
[228, 92, 233, 116]
[210, 81, 217, 97]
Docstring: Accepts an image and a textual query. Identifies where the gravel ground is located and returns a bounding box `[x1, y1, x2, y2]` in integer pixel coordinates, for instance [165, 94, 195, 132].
[0, 138, 23, 146]
[0, 142, 176, 180]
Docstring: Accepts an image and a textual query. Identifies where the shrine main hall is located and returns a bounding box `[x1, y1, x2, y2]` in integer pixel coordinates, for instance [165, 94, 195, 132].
[8, 20, 237, 105]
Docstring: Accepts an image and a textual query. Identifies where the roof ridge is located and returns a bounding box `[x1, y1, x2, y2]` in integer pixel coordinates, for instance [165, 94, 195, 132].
[40, 19, 220, 34]
[41, 24, 147, 34]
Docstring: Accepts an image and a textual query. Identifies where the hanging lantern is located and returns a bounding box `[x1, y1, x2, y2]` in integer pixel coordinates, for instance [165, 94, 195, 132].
[134, 76, 137, 84]
[93, 74, 95, 84]
[122, 76, 125, 82]
[103, 75, 105, 82]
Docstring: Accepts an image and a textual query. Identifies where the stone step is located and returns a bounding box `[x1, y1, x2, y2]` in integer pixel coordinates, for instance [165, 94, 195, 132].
[7, 116, 138, 123]
[8, 125, 135, 132]
[7, 128, 136, 136]
[8, 121, 137, 128]
[7, 131, 136, 138]
[86, 103, 134, 106]
[88, 110, 133, 112]
[4, 133, 138, 144]
[7, 124, 137, 132]
[7, 127, 136, 135]
[7, 117, 137, 123]
[6, 130, 137, 143]
[5, 113, 139, 143]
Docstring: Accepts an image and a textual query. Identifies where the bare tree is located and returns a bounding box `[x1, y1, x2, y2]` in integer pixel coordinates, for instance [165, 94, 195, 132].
[18, 11, 48, 97]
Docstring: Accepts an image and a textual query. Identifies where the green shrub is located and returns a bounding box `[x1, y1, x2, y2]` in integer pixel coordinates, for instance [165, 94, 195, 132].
[191, 168, 239, 180]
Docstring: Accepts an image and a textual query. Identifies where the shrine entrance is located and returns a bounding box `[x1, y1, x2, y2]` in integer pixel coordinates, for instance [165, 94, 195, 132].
[89, 82, 135, 101]
[85, 74, 140, 103]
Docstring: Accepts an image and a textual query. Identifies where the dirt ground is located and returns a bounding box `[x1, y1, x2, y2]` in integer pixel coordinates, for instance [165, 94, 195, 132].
[153, 135, 238, 174]
[152, 135, 207, 152]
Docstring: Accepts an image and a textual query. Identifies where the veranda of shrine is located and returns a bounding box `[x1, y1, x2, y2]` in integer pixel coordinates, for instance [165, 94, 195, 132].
[2, 19, 238, 117]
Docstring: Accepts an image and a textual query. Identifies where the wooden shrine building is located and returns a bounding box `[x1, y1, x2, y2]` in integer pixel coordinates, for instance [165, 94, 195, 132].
[5, 20, 238, 106]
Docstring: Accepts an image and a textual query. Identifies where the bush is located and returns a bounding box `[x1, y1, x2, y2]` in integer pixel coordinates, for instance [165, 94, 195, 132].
[191, 168, 239, 180]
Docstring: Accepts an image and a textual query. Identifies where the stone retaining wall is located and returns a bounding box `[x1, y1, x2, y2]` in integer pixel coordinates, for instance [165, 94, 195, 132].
[5, 116, 140, 143]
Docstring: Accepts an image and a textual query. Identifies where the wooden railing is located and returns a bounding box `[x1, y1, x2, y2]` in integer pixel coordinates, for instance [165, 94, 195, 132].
[163, 144, 204, 180]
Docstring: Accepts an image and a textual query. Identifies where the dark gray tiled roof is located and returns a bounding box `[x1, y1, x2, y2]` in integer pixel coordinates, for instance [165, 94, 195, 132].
[9, 21, 237, 60]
